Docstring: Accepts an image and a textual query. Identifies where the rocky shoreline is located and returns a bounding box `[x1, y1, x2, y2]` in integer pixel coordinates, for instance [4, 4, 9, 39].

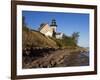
[22, 48, 89, 68]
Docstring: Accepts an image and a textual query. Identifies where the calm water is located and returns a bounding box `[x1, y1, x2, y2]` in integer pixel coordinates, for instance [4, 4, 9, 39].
[62, 51, 89, 67]
[78, 51, 89, 66]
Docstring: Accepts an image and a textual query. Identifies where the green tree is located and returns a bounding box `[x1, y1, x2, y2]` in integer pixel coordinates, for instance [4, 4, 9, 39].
[72, 32, 80, 44]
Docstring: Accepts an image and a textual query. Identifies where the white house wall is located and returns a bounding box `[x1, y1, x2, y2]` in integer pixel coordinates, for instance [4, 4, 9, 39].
[56, 33, 63, 39]
[40, 24, 53, 36]
[45, 31, 53, 37]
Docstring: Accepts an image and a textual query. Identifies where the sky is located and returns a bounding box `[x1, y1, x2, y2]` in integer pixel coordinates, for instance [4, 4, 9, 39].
[22, 11, 89, 47]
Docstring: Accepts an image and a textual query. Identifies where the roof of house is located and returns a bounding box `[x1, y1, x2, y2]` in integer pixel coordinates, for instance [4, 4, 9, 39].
[38, 23, 47, 31]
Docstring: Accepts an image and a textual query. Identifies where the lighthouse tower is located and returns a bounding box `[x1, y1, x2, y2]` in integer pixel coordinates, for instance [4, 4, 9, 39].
[50, 19, 57, 32]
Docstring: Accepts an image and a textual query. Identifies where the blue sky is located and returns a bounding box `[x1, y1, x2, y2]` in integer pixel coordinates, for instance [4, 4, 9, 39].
[22, 11, 89, 47]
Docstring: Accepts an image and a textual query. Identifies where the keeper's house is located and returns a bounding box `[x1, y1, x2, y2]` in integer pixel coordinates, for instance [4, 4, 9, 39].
[38, 19, 63, 39]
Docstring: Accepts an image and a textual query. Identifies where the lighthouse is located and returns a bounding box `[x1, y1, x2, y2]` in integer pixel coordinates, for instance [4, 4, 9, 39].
[50, 19, 57, 32]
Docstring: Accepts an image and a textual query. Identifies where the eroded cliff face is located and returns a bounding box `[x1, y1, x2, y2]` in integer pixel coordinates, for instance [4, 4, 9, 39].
[22, 28, 58, 49]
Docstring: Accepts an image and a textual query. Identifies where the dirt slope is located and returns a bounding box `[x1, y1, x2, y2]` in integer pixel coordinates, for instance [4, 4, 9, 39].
[22, 28, 58, 49]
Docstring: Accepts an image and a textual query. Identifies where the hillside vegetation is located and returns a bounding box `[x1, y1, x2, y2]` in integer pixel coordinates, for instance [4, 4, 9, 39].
[50, 36, 77, 49]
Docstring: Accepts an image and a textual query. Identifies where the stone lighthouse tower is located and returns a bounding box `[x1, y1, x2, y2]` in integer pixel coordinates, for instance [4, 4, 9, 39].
[50, 19, 57, 33]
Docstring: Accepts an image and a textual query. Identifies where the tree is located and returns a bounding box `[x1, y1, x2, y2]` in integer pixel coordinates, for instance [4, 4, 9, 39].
[72, 32, 80, 44]
[22, 16, 27, 27]
[22, 16, 29, 31]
